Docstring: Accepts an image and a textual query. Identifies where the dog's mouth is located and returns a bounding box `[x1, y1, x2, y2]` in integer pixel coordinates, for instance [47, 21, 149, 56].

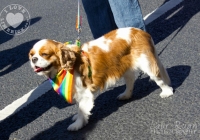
[34, 65, 52, 73]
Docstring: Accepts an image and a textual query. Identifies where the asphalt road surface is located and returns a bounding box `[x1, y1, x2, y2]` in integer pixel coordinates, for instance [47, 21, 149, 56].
[0, 0, 200, 139]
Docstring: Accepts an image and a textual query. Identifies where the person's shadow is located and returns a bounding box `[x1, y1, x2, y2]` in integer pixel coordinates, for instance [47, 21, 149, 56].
[0, 39, 39, 76]
[0, 17, 42, 76]
[0, 0, 198, 139]
[147, 0, 199, 46]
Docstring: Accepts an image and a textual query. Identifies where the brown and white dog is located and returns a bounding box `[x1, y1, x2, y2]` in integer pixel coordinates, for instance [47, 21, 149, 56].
[29, 27, 173, 131]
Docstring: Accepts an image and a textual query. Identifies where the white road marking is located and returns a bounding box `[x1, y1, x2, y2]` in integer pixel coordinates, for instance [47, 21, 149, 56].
[0, 0, 183, 121]
[0, 81, 51, 121]
[144, 0, 183, 25]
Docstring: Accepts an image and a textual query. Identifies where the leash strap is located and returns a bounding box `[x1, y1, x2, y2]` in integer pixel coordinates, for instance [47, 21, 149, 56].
[50, 0, 84, 104]
[76, 0, 82, 43]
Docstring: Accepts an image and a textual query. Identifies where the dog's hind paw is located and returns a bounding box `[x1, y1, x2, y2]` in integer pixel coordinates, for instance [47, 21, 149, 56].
[117, 92, 132, 100]
[160, 87, 173, 98]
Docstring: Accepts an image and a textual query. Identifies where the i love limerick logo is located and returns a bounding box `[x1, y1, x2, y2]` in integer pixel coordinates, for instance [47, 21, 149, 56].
[0, 4, 30, 35]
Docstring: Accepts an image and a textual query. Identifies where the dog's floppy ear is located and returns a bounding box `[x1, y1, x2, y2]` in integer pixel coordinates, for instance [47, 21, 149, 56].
[59, 45, 76, 71]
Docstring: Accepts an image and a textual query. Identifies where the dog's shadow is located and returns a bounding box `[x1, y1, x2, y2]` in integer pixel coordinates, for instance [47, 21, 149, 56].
[26, 65, 190, 140]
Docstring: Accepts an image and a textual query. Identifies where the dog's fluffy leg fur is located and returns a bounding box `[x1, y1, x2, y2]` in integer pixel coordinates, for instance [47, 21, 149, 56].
[136, 53, 173, 98]
[118, 70, 135, 100]
[67, 88, 94, 131]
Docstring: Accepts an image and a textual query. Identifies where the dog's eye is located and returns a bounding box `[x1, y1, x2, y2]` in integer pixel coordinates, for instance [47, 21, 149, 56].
[29, 51, 34, 57]
[42, 53, 49, 57]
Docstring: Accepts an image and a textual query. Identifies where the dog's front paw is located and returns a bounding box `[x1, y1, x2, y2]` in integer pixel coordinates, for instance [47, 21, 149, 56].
[67, 119, 85, 131]
[160, 87, 173, 98]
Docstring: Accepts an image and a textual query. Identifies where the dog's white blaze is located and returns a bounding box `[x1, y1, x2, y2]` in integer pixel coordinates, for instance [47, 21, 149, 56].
[32, 39, 47, 62]
[116, 27, 132, 43]
[33, 39, 48, 52]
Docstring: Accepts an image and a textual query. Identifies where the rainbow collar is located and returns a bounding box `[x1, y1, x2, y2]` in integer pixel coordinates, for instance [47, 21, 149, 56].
[49, 69, 74, 104]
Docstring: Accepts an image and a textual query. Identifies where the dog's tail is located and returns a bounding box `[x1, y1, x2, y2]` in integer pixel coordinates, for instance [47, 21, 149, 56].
[156, 56, 171, 85]
[150, 40, 171, 86]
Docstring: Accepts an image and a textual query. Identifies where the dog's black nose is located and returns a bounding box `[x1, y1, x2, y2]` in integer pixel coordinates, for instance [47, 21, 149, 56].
[32, 57, 38, 63]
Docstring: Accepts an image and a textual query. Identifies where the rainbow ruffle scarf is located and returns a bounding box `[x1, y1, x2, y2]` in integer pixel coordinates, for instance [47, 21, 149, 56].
[49, 69, 74, 104]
